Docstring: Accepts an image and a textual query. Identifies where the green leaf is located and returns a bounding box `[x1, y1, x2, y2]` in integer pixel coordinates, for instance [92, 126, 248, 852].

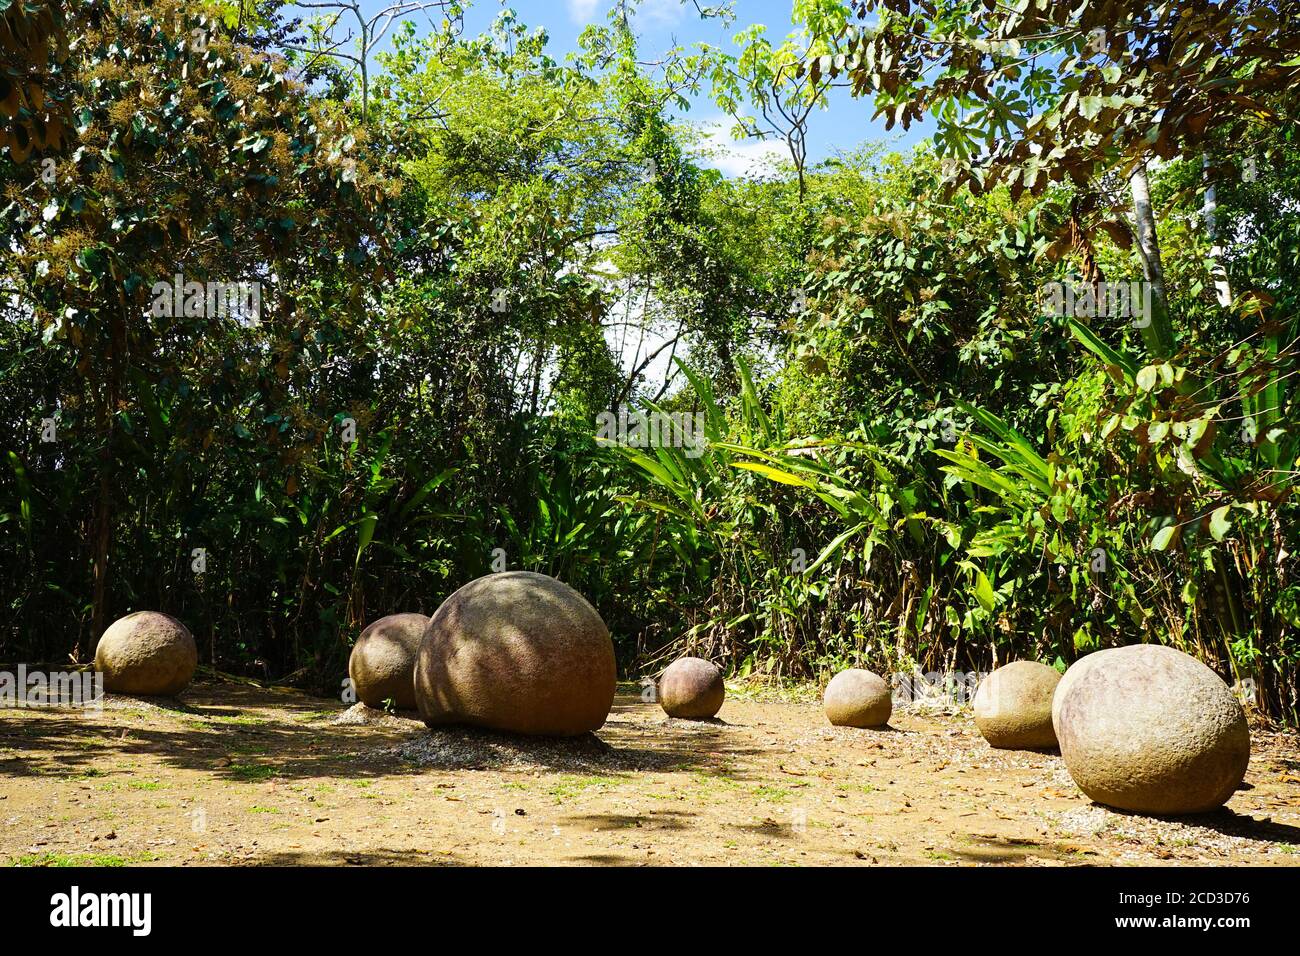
[398, 467, 457, 524]
[355, 513, 378, 566]
[973, 570, 995, 612]
[1068, 318, 1138, 382]
[730, 461, 815, 487]
[1151, 524, 1177, 551]
[806, 522, 869, 574]
[1209, 505, 1232, 542]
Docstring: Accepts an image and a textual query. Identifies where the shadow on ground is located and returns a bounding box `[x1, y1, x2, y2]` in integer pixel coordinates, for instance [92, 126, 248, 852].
[0, 684, 759, 784]
[1101, 804, 1300, 845]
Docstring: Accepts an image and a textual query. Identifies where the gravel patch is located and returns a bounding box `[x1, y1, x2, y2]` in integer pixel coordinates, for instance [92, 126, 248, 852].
[1049, 802, 1298, 859]
[330, 703, 423, 728]
[98, 693, 191, 716]
[388, 724, 683, 773]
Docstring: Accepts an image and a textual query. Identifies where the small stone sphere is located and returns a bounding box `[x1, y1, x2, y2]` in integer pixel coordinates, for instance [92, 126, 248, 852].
[658, 657, 725, 719]
[823, 669, 892, 728]
[94, 611, 197, 696]
[973, 661, 1061, 749]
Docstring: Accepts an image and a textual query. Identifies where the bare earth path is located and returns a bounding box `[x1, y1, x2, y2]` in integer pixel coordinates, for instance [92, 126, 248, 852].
[2, 680, 1298, 866]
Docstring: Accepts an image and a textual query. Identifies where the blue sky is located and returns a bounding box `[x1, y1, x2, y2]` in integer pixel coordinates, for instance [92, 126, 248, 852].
[298, 0, 935, 174]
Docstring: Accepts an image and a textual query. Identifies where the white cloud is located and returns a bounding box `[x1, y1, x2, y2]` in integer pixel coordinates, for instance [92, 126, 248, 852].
[567, 0, 601, 24]
[568, 0, 685, 28]
[637, 0, 686, 27]
[696, 120, 788, 178]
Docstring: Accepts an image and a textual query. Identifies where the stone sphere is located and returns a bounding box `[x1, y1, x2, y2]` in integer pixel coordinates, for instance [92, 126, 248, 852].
[94, 611, 197, 696]
[1054, 644, 1250, 815]
[1051, 651, 1109, 731]
[823, 669, 892, 728]
[349, 613, 428, 709]
[973, 661, 1061, 749]
[658, 657, 725, 719]
[414, 571, 616, 736]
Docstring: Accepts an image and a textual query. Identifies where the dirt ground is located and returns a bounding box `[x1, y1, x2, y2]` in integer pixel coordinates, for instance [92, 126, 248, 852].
[1, 679, 1298, 866]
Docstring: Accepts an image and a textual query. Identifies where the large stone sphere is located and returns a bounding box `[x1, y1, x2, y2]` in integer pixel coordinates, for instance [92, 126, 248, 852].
[349, 613, 428, 709]
[1054, 644, 1250, 815]
[1051, 651, 1110, 731]
[94, 611, 197, 696]
[658, 657, 724, 719]
[823, 669, 892, 728]
[414, 571, 616, 736]
[973, 661, 1061, 749]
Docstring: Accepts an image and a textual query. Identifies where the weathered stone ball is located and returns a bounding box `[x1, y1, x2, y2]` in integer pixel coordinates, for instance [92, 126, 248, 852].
[349, 613, 428, 709]
[973, 661, 1061, 749]
[658, 657, 725, 719]
[94, 611, 197, 696]
[823, 669, 892, 728]
[414, 571, 616, 736]
[1051, 651, 1109, 731]
[1054, 644, 1250, 815]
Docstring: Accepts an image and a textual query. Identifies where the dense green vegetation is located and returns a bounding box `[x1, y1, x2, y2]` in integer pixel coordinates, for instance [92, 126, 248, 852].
[3, 0, 1298, 719]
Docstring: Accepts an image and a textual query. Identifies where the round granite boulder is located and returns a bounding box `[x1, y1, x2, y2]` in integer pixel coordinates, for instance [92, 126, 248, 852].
[973, 661, 1061, 749]
[414, 571, 616, 736]
[94, 611, 197, 696]
[823, 669, 892, 728]
[658, 657, 725, 719]
[349, 613, 428, 709]
[1054, 644, 1250, 815]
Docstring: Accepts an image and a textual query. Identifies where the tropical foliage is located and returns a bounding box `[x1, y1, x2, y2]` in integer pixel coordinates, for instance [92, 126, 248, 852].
[2, 0, 1297, 720]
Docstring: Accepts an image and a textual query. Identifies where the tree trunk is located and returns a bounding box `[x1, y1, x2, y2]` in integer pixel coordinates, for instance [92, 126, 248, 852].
[88, 468, 111, 660]
[1128, 161, 1175, 358]
[88, 296, 127, 658]
[1202, 154, 1233, 308]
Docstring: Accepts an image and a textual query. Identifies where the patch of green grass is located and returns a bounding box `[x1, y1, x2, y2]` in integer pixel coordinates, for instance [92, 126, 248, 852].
[690, 770, 742, 791]
[721, 678, 821, 705]
[837, 780, 878, 796]
[753, 785, 790, 802]
[547, 774, 618, 802]
[248, 806, 281, 814]
[924, 850, 955, 862]
[127, 780, 164, 791]
[10, 851, 160, 867]
[209, 713, 267, 726]
[118, 708, 157, 720]
[229, 763, 279, 781]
